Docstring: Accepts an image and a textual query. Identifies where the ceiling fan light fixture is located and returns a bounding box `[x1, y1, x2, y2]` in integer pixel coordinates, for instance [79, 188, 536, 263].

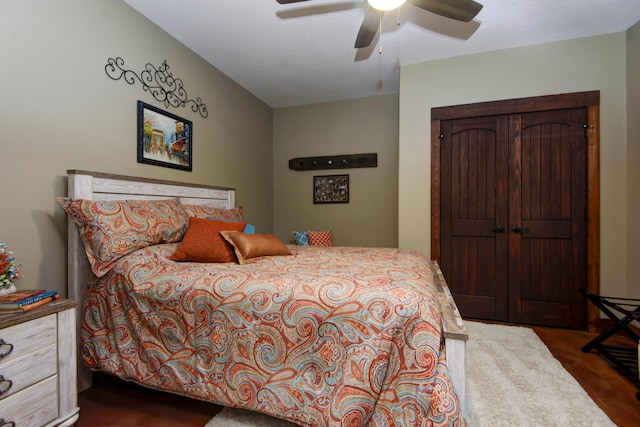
[368, 0, 406, 11]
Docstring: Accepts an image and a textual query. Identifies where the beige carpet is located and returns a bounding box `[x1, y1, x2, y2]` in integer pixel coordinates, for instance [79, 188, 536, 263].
[205, 321, 614, 427]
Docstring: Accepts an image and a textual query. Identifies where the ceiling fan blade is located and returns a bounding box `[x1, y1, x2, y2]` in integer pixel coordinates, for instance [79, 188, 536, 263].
[355, 7, 383, 49]
[277, 2, 360, 19]
[276, 0, 312, 4]
[408, 0, 483, 22]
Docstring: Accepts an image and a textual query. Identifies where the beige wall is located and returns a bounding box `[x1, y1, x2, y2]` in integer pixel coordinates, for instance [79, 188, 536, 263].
[273, 95, 398, 247]
[399, 33, 630, 297]
[627, 21, 640, 298]
[2, 1, 637, 302]
[0, 0, 273, 296]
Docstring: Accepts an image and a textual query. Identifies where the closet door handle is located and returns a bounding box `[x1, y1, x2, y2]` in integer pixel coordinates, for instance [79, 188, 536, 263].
[512, 226, 521, 233]
[491, 225, 505, 233]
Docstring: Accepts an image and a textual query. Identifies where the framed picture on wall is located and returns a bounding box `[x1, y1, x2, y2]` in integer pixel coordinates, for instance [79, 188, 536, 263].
[313, 174, 349, 204]
[137, 101, 192, 171]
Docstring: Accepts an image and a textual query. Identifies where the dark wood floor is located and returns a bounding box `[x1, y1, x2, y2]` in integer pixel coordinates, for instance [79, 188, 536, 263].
[76, 323, 640, 427]
[533, 324, 639, 427]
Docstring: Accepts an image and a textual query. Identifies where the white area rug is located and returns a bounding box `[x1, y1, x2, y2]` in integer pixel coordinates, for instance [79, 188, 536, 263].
[205, 321, 614, 427]
[463, 321, 613, 427]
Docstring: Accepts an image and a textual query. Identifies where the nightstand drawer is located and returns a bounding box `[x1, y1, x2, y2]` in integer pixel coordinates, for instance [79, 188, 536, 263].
[0, 315, 56, 364]
[0, 344, 57, 400]
[0, 374, 58, 426]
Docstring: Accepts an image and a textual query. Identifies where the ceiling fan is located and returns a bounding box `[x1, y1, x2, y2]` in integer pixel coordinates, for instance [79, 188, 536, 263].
[276, 0, 483, 48]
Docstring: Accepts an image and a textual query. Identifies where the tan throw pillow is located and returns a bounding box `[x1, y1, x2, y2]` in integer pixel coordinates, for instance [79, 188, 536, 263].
[220, 231, 291, 265]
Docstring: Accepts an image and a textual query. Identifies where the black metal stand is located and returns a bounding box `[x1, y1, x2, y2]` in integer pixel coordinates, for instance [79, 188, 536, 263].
[580, 288, 640, 399]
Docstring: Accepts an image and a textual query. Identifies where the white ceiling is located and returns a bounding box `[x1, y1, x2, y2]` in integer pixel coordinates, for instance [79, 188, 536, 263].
[123, 0, 640, 108]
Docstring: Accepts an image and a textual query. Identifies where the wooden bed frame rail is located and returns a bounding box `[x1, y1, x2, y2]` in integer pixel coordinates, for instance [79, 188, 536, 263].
[432, 261, 469, 411]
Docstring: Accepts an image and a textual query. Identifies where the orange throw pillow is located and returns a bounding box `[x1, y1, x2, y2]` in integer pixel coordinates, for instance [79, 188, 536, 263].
[170, 217, 246, 263]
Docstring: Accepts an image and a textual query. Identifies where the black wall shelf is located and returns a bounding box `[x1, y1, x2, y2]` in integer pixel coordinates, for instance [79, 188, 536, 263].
[289, 153, 377, 171]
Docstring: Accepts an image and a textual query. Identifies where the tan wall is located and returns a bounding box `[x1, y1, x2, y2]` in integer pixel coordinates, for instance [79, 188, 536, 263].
[627, 21, 640, 298]
[0, 0, 273, 296]
[399, 33, 630, 297]
[273, 95, 398, 247]
[2, 1, 636, 302]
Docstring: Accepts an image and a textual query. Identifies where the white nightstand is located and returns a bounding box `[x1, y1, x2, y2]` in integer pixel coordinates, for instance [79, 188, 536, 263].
[0, 299, 79, 426]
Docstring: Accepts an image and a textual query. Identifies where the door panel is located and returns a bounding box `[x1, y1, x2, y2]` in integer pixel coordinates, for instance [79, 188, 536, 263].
[511, 109, 587, 328]
[440, 116, 509, 320]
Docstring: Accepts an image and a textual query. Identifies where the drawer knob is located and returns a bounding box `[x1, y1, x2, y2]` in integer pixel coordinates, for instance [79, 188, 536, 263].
[0, 375, 12, 397]
[0, 340, 12, 360]
[0, 419, 15, 427]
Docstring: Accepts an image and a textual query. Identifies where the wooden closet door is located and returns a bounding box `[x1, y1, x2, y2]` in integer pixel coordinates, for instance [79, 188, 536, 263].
[508, 108, 587, 329]
[440, 116, 510, 320]
[439, 108, 588, 329]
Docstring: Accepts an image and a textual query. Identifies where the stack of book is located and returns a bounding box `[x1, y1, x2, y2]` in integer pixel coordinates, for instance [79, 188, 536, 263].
[0, 289, 59, 313]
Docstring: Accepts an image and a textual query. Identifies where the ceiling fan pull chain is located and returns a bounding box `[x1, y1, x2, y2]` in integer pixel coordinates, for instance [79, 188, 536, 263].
[379, 7, 401, 54]
[379, 10, 383, 54]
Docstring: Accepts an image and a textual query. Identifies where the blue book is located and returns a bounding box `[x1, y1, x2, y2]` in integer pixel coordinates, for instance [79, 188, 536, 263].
[0, 290, 58, 308]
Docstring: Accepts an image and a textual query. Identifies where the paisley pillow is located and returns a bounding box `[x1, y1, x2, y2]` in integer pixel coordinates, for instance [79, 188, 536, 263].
[181, 204, 244, 222]
[58, 197, 188, 277]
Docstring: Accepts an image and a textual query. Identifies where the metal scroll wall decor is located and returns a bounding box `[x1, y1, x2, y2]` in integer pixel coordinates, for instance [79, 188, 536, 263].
[105, 57, 208, 118]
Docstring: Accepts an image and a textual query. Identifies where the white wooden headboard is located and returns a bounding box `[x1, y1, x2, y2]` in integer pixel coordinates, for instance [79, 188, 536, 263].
[65, 170, 236, 391]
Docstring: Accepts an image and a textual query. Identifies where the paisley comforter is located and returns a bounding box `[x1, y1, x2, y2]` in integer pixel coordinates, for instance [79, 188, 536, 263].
[81, 244, 466, 426]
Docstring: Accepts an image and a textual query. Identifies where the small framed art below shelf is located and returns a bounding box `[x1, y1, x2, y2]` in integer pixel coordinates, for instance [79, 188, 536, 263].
[313, 174, 349, 204]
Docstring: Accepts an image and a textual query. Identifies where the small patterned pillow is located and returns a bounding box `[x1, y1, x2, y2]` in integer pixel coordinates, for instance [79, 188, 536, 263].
[293, 230, 311, 246]
[308, 230, 333, 247]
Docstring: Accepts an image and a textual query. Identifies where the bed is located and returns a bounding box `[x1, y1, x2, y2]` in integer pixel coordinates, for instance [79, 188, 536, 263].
[64, 170, 469, 426]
